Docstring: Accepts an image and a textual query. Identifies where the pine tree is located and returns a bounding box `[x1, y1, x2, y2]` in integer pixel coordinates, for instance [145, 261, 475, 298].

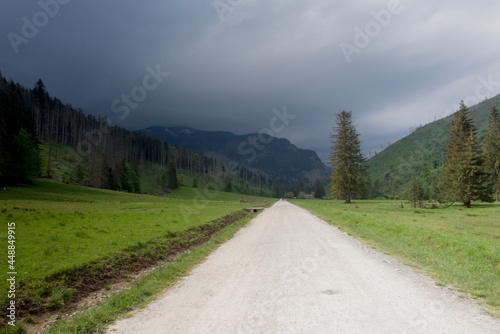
[166, 160, 179, 190]
[483, 106, 500, 201]
[405, 176, 424, 208]
[329, 111, 366, 203]
[0, 128, 41, 185]
[33, 78, 49, 107]
[121, 163, 134, 192]
[224, 177, 232, 193]
[441, 101, 493, 208]
[131, 166, 140, 193]
[33, 79, 53, 177]
[313, 179, 325, 199]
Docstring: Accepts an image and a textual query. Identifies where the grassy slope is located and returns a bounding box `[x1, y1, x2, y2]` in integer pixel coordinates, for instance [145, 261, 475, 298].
[38, 142, 273, 198]
[0, 180, 272, 296]
[366, 94, 500, 194]
[292, 200, 500, 314]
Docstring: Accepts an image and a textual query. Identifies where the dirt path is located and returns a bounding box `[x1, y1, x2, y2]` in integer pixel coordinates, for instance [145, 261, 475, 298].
[107, 201, 500, 333]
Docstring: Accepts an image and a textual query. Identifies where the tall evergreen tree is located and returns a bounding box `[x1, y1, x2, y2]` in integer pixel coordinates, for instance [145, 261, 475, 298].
[0, 128, 41, 185]
[329, 111, 366, 203]
[33, 79, 53, 177]
[313, 179, 325, 199]
[224, 177, 232, 193]
[121, 163, 140, 193]
[441, 101, 493, 208]
[483, 106, 500, 201]
[121, 163, 134, 192]
[32, 78, 49, 107]
[166, 160, 179, 190]
[404, 176, 424, 208]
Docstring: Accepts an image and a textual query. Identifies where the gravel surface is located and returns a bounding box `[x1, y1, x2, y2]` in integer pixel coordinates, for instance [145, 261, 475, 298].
[107, 200, 500, 334]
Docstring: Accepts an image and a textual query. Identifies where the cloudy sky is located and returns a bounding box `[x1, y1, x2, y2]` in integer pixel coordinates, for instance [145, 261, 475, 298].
[2, 0, 500, 162]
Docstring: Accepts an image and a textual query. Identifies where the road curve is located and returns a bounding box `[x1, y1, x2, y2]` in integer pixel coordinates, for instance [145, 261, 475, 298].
[107, 200, 500, 334]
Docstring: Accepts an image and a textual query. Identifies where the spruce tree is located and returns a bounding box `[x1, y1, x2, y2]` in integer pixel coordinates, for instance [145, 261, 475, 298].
[329, 111, 366, 203]
[224, 177, 232, 193]
[313, 179, 325, 199]
[121, 163, 134, 192]
[166, 160, 179, 190]
[483, 106, 500, 201]
[405, 176, 424, 208]
[441, 101, 493, 208]
[0, 128, 40, 185]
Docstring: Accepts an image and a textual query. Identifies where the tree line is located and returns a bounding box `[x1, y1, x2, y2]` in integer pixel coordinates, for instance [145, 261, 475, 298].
[328, 104, 500, 207]
[0, 74, 284, 196]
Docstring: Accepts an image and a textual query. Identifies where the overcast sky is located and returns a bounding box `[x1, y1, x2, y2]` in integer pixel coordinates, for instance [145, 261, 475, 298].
[2, 0, 500, 162]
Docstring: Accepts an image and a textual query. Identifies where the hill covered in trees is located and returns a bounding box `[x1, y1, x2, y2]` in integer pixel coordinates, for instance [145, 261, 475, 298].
[4, 68, 496, 202]
[137, 126, 330, 185]
[0, 73, 289, 196]
[366, 94, 500, 199]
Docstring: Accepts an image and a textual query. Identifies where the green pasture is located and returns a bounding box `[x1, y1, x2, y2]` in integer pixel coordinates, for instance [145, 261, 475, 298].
[0, 180, 272, 295]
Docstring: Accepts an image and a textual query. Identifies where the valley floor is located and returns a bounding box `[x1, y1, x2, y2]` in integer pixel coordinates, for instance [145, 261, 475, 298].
[107, 201, 499, 333]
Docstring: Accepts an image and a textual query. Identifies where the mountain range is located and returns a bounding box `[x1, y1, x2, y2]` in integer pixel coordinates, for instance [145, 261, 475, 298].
[138, 92, 500, 196]
[137, 126, 330, 184]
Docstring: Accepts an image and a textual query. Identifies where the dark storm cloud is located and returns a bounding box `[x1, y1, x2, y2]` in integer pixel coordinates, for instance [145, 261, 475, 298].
[2, 0, 500, 162]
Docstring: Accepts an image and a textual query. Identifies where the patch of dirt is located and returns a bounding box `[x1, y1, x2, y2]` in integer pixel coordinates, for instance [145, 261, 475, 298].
[2, 211, 248, 332]
[28, 260, 174, 334]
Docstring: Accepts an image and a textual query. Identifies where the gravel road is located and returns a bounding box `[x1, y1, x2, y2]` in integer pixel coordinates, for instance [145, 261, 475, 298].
[107, 200, 500, 334]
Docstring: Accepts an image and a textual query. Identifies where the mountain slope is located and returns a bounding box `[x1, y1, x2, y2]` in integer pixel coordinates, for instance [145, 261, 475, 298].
[137, 126, 330, 184]
[366, 94, 500, 197]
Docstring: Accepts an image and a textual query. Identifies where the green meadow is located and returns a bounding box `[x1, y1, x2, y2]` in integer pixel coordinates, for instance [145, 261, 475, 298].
[292, 199, 500, 315]
[0, 179, 272, 328]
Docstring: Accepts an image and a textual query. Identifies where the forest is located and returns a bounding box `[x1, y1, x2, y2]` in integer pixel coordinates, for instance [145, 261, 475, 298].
[2, 72, 498, 205]
[0, 74, 284, 196]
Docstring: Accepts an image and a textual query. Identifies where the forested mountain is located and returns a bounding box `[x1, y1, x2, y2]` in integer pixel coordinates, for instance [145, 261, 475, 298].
[7, 67, 496, 201]
[366, 94, 500, 199]
[137, 126, 330, 184]
[0, 73, 277, 195]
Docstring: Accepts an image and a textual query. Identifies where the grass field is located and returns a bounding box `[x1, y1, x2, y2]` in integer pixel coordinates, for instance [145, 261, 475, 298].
[47, 212, 257, 334]
[0, 180, 273, 330]
[292, 199, 500, 315]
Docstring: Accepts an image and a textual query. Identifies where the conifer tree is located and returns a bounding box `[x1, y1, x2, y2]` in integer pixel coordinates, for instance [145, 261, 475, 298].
[313, 179, 325, 199]
[329, 111, 366, 203]
[121, 163, 134, 192]
[405, 176, 424, 208]
[483, 106, 500, 201]
[224, 177, 232, 193]
[441, 101, 493, 208]
[166, 160, 179, 190]
[0, 128, 40, 185]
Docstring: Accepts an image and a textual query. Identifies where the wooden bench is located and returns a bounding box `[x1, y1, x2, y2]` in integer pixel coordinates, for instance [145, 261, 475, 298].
[246, 207, 265, 213]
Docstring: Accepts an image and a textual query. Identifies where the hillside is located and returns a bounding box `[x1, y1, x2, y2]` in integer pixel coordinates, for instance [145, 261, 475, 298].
[366, 94, 500, 198]
[0, 74, 282, 196]
[137, 126, 330, 184]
